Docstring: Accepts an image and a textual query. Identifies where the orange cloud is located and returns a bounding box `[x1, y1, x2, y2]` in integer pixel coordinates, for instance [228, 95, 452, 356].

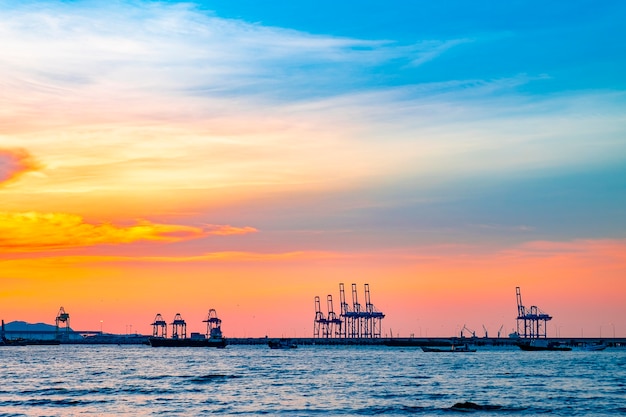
[0, 251, 345, 268]
[0, 148, 41, 186]
[0, 212, 257, 252]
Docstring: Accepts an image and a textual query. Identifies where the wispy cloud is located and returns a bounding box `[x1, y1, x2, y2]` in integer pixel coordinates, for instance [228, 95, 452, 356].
[0, 1, 456, 108]
[0, 212, 257, 252]
[2, 2, 623, 186]
[406, 38, 472, 67]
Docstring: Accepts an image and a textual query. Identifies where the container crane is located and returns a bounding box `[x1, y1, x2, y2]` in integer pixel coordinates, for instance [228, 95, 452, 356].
[313, 296, 327, 338]
[326, 295, 342, 338]
[151, 313, 167, 338]
[171, 313, 187, 339]
[317, 282, 385, 339]
[364, 283, 385, 338]
[351, 283, 363, 338]
[339, 283, 356, 338]
[55, 307, 71, 341]
[516, 286, 552, 339]
[203, 309, 222, 339]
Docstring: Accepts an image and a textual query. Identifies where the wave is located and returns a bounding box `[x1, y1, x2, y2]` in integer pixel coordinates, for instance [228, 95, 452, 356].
[189, 374, 241, 384]
[0, 398, 109, 407]
[449, 401, 529, 412]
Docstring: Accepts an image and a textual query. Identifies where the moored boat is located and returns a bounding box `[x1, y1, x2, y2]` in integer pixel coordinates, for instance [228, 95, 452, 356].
[583, 341, 608, 351]
[268, 338, 297, 349]
[0, 338, 27, 346]
[149, 336, 226, 348]
[421, 344, 476, 352]
[517, 340, 571, 351]
[149, 309, 227, 348]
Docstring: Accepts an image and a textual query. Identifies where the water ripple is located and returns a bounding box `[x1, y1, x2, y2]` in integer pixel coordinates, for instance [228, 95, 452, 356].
[0, 345, 624, 416]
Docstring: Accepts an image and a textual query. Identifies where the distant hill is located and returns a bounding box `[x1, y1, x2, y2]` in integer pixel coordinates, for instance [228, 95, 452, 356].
[4, 321, 66, 332]
[2, 320, 82, 340]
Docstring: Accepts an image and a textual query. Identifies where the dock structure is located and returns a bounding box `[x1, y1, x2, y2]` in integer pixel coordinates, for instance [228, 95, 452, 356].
[55, 307, 71, 341]
[515, 286, 552, 339]
[314, 283, 385, 339]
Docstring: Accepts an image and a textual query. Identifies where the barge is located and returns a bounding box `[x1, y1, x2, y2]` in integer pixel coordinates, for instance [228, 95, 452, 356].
[149, 310, 227, 348]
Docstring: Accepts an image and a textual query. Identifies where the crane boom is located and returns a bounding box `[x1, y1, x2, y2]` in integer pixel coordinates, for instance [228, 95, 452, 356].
[516, 286, 525, 317]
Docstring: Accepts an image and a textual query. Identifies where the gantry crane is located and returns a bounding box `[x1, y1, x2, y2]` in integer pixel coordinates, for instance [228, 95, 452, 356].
[151, 313, 167, 338]
[203, 309, 222, 339]
[339, 283, 355, 338]
[516, 286, 552, 339]
[364, 283, 385, 338]
[315, 283, 385, 339]
[171, 313, 187, 339]
[313, 296, 328, 338]
[55, 307, 71, 341]
[351, 283, 363, 338]
[327, 295, 342, 337]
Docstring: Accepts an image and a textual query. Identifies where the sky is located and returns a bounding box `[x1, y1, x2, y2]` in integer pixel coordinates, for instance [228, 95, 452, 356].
[1, 0, 625, 339]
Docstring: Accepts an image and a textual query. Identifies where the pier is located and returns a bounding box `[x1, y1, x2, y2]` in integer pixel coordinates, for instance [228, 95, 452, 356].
[226, 336, 626, 348]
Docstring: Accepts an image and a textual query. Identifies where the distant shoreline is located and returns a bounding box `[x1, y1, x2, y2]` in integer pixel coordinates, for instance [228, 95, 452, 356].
[3, 332, 626, 347]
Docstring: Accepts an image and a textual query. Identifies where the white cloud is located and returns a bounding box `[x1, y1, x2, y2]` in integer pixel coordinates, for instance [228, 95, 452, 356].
[0, 1, 444, 100]
[0, 0, 624, 197]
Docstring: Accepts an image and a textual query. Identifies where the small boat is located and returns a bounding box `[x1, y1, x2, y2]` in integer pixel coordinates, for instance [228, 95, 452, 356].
[421, 344, 476, 352]
[268, 338, 297, 349]
[517, 340, 571, 351]
[0, 338, 27, 346]
[583, 341, 608, 351]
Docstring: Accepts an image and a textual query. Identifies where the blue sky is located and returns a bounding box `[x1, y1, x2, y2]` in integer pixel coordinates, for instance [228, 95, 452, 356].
[200, 0, 626, 93]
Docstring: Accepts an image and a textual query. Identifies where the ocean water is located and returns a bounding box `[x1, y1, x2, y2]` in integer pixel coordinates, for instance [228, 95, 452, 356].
[1, 344, 625, 416]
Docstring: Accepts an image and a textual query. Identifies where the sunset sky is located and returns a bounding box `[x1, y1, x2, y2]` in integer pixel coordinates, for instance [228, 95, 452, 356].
[1, 0, 625, 338]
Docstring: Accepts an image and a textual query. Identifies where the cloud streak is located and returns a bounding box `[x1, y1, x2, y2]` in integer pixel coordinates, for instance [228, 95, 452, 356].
[0, 212, 257, 252]
[0, 1, 459, 105]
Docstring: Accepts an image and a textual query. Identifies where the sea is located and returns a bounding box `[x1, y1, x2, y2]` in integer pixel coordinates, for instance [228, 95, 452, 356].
[1, 344, 625, 416]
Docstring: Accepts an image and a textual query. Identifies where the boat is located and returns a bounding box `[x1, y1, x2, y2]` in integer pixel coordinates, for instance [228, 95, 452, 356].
[421, 344, 476, 352]
[517, 340, 571, 351]
[1, 336, 59, 346]
[0, 338, 27, 346]
[149, 336, 226, 348]
[0, 320, 34, 346]
[268, 338, 297, 349]
[149, 310, 227, 348]
[583, 341, 608, 351]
